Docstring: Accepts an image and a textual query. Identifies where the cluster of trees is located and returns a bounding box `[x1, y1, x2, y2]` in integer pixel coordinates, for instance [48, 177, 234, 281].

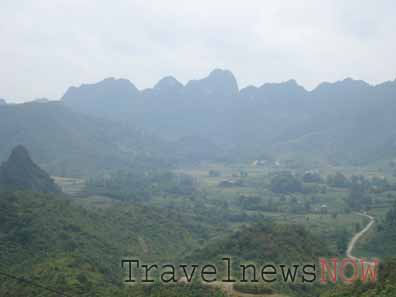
[188, 222, 331, 279]
[268, 170, 396, 213]
[346, 175, 372, 210]
[326, 172, 393, 210]
[270, 171, 326, 195]
[208, 170, 221, 177]
[302, 171, 322, 183]
[270, 172, 303, 194]
[326, 172, 392, 193]
[326, 172, 350, 188]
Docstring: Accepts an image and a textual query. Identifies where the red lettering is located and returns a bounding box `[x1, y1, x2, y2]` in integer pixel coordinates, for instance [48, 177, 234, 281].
[320, 258, 338, 284]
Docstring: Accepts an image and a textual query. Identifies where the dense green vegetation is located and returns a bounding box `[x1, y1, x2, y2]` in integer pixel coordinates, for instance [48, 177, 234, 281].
[0, 147, 229, 296]
[189, 222, 330, 265]
[270, 172, 304, 194]
[1, 99, 396, 297]
[80, 162, 396, 296]
[0, 190, 227, 296]
[0, 145, 60, 193]
[355, 200, 396, 259]
[186, 223, 331, 297]
[0, 28, 395, 297]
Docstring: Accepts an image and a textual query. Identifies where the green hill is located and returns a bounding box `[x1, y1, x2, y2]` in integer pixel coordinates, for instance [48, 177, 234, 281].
[0, 190, 221, 296]
[188, 223, 331, 265]
[186, 223, 331, 297]
[0, 145, 60, 193]
[0, 148, 224, 296]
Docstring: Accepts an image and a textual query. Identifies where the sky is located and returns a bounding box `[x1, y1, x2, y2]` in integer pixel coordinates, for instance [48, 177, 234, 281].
[1, 0, 395, 102]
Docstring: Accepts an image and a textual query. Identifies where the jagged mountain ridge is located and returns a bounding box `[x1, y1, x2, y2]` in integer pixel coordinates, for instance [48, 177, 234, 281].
[62, 70, 396, 164]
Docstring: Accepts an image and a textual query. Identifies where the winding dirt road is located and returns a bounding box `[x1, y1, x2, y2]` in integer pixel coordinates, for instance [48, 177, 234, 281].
[346, 213, 376, 265]
[181, 212, 377, 296]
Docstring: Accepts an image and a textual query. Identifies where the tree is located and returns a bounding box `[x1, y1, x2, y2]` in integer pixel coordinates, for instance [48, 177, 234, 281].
[208, 170, 221, 177]
[270, 172, 303, 194]
[303, 171, 322, 183]
[326, 172, 350, 188]
[346, 175, 371, 210]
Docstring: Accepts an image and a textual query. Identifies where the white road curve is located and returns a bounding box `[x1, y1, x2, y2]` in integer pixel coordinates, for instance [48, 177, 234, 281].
[346, 212, 376, 266]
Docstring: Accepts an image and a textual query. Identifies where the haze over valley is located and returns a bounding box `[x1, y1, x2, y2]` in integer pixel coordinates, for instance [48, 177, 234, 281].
[1, 1, 396, 296]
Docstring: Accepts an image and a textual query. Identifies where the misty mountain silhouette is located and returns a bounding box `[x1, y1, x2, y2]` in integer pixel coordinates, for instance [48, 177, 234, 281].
[0, 101, 165, 176]
[62, 77, 139, 120]
[2, 70, 396, 173]
[61, 69, 396, 165]
[153, 76, 183, 92]
[184, 69, 239, 98]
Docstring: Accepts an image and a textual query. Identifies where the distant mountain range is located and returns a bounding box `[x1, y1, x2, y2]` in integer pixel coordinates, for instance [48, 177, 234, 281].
[1, 69, 396, 175]
[62, 69, 396, 165]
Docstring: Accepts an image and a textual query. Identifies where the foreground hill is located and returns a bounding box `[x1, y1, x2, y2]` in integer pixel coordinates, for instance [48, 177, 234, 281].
[0, 146, 225, 296]
[0, 189, 332, 297]
[188, 223, 330, 266]
[0, 190, 219, 296]
[0, 145, 60, 193]
[187, 223, 331, 297]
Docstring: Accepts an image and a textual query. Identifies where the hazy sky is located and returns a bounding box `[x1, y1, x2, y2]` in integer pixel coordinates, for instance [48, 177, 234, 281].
[1, 0, 395, 102]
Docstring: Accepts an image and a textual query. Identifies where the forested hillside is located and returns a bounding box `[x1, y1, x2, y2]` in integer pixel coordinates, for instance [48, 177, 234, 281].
[0, 190, 222, 296]
[189, 223, 330, 265]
